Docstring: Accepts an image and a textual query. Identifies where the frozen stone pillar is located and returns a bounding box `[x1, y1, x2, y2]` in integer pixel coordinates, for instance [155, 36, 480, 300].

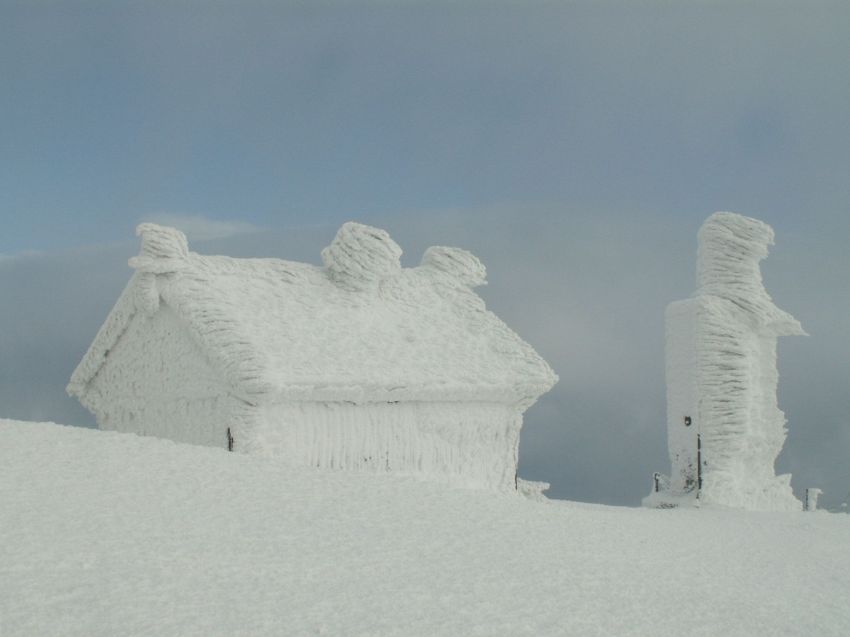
[648, 212, 805, 511]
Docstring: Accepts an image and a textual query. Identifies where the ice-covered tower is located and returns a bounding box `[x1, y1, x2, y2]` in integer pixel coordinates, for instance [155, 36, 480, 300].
[646, 212, 805, 511]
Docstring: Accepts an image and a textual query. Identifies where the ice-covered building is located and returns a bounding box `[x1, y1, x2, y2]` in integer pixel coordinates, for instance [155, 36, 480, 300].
[645, 212, 804, 511]
[68, 222, 557, 492]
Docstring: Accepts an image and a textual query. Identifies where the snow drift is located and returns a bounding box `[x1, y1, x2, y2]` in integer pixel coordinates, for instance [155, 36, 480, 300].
[2, 420, 848, 637]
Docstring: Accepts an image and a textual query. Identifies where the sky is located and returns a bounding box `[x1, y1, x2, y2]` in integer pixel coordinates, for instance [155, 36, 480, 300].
[1, 1, 849, 508]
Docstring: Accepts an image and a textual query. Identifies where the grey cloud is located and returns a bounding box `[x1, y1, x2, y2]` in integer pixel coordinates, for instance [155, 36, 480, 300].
[5, 3, 849, 250]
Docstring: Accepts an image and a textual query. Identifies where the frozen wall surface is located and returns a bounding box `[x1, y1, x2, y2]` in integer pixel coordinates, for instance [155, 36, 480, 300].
[80, 305, 238, 449]
[254, 401, 522, 492]
[647, 212, 804, 511]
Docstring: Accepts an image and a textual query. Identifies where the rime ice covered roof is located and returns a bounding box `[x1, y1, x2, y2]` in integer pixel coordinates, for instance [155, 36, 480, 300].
[68, 222, 557, 406]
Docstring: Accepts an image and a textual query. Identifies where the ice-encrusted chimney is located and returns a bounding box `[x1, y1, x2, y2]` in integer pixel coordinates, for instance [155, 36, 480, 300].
[128, 224, 190, 314]
[129, 223, 189, 273]
[420, 246, 487, 288]
[321, 222, 402, 291]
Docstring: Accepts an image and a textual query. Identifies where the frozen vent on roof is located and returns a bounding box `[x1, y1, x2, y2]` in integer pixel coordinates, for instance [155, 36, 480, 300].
[421, 246, 487, 288]
[321, 222, 403, 291]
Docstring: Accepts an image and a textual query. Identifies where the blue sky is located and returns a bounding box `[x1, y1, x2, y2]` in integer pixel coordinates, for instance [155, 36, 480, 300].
[2, 1, 849, 507]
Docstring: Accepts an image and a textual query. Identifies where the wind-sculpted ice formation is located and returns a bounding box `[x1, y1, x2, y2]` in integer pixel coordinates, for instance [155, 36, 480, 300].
[321, 222, 403, 291]
[645, 212, 804, 511]
[68, 221, 557, 492]
[421, 246, 487, 288]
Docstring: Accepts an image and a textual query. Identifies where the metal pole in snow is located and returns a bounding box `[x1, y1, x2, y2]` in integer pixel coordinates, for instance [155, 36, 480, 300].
[696, 433, 702, 498]
[805, 488, 823, 512]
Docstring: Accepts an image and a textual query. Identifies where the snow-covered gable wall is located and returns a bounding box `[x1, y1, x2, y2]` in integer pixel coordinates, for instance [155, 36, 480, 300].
[81, 304, 238, 448]
[648, 212, 804, 511]
[68, 225, 243, 449]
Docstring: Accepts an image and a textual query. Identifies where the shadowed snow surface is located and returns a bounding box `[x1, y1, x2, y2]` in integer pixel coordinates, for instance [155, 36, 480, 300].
[2, 420, 848, 636]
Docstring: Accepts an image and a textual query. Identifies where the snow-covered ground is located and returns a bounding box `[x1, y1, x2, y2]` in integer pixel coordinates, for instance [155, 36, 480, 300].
[2, 419, 848, 636]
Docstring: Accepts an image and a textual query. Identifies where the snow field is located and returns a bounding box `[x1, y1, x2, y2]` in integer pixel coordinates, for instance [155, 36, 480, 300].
[2, 420, 849, 636]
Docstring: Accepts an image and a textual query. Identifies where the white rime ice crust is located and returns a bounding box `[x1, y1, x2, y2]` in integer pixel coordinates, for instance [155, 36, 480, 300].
[648, 212, 804, 511]
[67, 221, 557, 493]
